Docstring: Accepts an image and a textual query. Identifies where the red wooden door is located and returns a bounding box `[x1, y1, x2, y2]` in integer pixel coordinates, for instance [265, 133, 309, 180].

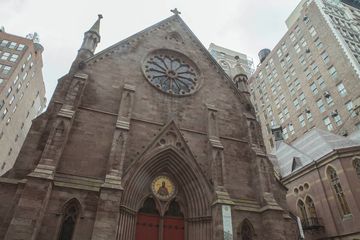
[135, 213, 160, 240]
[163, 216, 184, 240]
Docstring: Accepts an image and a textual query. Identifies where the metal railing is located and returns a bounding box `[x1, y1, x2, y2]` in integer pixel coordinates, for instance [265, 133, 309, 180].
[301, 217, 322, 230]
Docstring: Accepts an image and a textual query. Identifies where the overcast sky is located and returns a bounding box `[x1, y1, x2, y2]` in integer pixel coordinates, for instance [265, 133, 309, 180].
[0, 0, 300, 101]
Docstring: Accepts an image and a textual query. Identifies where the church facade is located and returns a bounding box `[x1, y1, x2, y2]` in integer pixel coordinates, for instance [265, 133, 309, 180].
[0, 13, 297, 240]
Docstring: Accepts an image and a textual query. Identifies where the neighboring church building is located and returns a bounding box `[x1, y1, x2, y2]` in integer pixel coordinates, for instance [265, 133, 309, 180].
[270, 127, 360, 239]
[0, 13, 298, 240]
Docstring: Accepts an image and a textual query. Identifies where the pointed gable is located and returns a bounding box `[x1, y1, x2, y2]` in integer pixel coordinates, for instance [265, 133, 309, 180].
[83, 14, 253, 110]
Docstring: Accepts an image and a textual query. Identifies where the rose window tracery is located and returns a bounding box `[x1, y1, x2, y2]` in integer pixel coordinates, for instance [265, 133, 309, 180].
[142, 49, 200, 95]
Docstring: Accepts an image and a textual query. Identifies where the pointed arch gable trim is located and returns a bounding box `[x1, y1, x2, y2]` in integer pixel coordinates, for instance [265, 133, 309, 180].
[122, 145, 212, 218]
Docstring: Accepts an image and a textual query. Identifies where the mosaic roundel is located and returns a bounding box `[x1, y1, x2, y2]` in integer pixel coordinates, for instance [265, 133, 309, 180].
[151, 175, 176, 201]
[142, 49, 200, 96]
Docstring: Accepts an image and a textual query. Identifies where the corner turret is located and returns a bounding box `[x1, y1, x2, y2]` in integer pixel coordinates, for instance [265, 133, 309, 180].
[70, 14, 102, 72]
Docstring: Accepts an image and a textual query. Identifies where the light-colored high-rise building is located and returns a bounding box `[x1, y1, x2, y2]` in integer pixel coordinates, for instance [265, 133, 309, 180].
[208, 43, 255, 78]
[248, 0, 360, 152]
[0, 29, 46, 175]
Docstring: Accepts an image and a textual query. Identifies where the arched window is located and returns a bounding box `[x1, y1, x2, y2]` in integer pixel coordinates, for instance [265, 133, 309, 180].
[297, 200, 308, 220]
[238, 219, 254, 240]
[327, 167, 351, 215]
[305, 196, 317, 219]
[353, 158, 360, 178]
[58, 199, 80, 240]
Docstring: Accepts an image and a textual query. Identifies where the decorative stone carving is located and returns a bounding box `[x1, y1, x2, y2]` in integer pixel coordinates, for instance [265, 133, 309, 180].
[142, 49, 201, 96]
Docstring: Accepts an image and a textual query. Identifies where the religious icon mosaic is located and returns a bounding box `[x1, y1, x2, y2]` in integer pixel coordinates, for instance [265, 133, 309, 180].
[151, 175, 176, 201]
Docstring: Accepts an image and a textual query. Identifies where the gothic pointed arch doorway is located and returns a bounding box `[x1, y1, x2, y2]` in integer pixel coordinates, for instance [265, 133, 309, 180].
[135, 197, 184, 240]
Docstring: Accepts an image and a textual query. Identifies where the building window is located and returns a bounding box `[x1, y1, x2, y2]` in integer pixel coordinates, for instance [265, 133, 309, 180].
[323, 117, 333, 130]
[353, 158, 360, 178]
[298, 114, 305, 127]
[2, 108, 8, 119]
[315, 37, 323, 49]
[345, 101, 356, 117]
[284, 107, 290, 119]
[277, 49, 283, 58]
[294, 98, 300, 110]
[294, 78, 300, 90]
[289, 123, 295, 135]
[321, 51, 329, 64]
[317, 76, 326, 89]
[310, 82, 318, 94]
[8, 42, 17, 49]
[325, 95, 334, 106]
[327, 167, 351, 215]
[16, 44, 25, 51]
[280, 94, 285, 104]
[309, 26, 317, 37]
[283, 127, 289, 140]
[279, 112, 284, 123]
[297, 200, 308, 220]
[305, 196, 318, 220]
[58, 199, 80, 240]
[0, 100, 4, 110]
[9, 54, 19, 62]
[0, 40, 9, 47]
[300, 37, 307, 47]
[294, 43, 300, 53]
[337, 83, 347, 96]
[1, 52, 10, 60]
[305, 68, 313, 80]
[3, 66, 11, 75]
[306, 110, 313, 122]
[299, 92, 306, 105]
[328, 66, 337, 79]
[239, 219, 254, 240]
[312, 62, 319, 74]
[6, 87, 12, 97]
[9, 95, 15, 105]
[299, 55, 306, 65]
[333, 113, 342, 126]
[317, 99, 325, 113]
[290, 32, 296, 42]
[26, 54, 32, 62]
[8, 148, 12, 156]
[289, 83, 295, 95]
[0, 78, 4, 85]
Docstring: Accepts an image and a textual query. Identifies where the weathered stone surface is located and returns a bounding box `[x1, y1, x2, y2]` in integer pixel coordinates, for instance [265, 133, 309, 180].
[0, 14, 297, 240]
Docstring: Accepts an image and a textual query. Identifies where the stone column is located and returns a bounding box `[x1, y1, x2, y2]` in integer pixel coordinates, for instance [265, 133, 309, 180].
[4, 73, 89, 240]
[91, 84, 136, 240]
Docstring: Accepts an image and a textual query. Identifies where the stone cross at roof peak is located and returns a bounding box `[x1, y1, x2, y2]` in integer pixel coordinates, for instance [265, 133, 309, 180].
[171, 8, 181, 15]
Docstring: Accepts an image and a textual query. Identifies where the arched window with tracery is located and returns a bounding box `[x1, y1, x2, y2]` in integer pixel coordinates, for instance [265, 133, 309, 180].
[297, 200, 308, 221]
[58, 199, 80, 240]
[353, 158, 360, 178]
[327, 167, 351, 215]
[305, 196, 317, 219]
[238, 219, 254, 240]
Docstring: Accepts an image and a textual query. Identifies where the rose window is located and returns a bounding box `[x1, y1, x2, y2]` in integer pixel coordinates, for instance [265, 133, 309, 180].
[143, 50, 200, 95]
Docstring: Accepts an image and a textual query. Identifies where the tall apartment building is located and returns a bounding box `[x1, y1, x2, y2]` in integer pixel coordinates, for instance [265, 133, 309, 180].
[208, 43, 255, 78]
[0, 29, 46, 175]
[248, 0, 360, 152]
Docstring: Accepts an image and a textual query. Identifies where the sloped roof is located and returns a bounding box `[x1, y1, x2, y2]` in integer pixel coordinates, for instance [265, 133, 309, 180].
[272, 128, 360, 177]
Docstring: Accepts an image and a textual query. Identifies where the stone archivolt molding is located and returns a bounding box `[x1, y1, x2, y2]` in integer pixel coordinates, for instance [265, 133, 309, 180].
[121, 121, 211, 218]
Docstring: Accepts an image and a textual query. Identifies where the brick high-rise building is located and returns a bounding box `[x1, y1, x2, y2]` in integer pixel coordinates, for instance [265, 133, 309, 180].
[0, 13, 298, 240]
[249, 0, 360, 152]
[0, 29, 46, 175]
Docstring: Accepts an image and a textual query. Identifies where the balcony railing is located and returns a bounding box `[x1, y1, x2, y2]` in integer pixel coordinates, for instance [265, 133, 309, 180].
[301, 217, 323, 230]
